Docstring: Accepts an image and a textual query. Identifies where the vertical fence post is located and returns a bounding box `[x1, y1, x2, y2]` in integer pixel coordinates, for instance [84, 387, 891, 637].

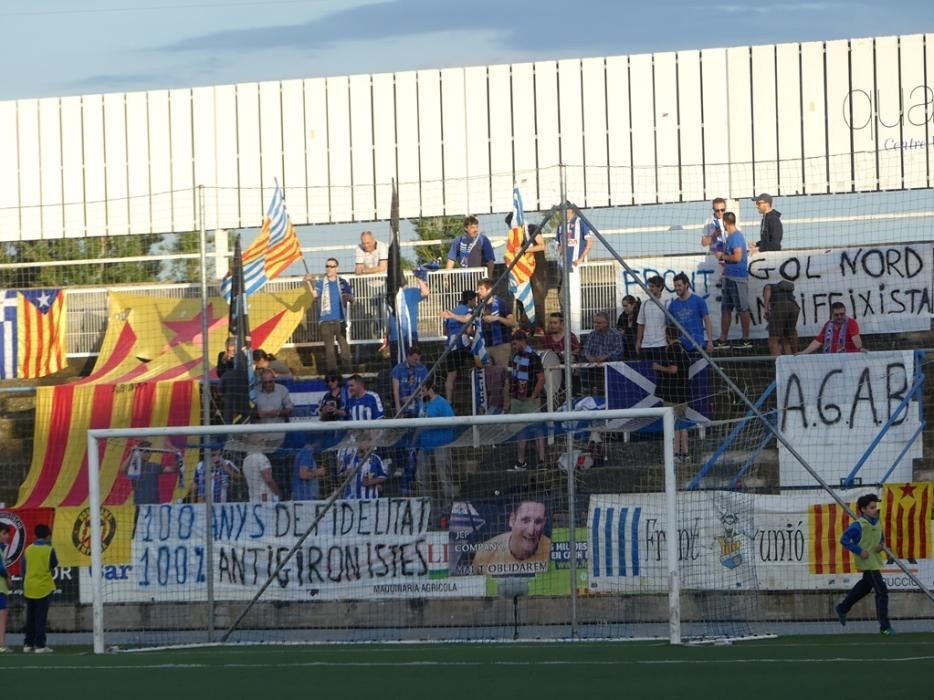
[663, 407, 681, 645]
[87, 431, 105, 654]
[198, 185, 217, 642]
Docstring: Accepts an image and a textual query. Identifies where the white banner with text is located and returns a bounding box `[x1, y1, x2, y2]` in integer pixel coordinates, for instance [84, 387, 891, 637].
[775, 350, 922, 487]
[617, 243, 933, 340]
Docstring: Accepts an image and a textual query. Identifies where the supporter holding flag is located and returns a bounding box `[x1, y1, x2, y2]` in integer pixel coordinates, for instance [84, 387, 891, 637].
[441, 290, 488, 403]
[503, 186, 544, 330]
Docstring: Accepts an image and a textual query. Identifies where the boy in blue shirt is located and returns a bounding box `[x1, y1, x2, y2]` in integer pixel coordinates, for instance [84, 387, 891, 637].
[835, 494, 893, 635]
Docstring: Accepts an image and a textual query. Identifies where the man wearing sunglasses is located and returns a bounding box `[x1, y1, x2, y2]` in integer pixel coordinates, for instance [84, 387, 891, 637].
[306, 259, 354, 373]
[701, 197, 727, 255]
[799, 302, 864, 354]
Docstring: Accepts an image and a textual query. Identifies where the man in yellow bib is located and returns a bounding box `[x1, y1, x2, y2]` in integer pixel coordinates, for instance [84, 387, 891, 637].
[22, 523, 58, 653]
[835, 494, 892, 635]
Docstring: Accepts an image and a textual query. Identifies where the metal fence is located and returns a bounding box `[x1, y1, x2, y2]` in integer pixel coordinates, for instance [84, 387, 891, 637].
[64, 268, 489, 357]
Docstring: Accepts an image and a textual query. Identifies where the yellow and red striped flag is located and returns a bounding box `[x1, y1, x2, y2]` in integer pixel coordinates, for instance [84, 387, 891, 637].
[0, 288, 67, 379]
[503, 185, 537, 327]
[808, 502, 857, 574]
[221, 180, 303, 301]
[882, 482, 932, 560]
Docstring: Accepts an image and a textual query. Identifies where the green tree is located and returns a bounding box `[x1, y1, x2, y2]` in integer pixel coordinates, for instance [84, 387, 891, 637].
[0, 234, 164, 288]
[411, 215, 463, 265]
[156, 230, 214, 283]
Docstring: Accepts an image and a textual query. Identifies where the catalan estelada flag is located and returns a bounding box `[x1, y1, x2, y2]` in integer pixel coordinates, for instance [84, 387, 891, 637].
[882, 482, 932, 560]
[809, 502, 857, 574]
[503, 186, 537, 328]
[14, 288, 311, 509]
[0, 288, 67, 379]
[221, 179, 303, 301]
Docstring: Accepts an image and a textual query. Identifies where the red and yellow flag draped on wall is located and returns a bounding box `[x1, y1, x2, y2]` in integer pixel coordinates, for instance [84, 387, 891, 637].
[808, 501, 857, 575]
[882, 482, 932, 560]
[15, 287, 311, 511]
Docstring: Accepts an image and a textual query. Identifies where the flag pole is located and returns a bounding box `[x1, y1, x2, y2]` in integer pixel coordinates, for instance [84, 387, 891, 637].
[283, 180, 313, 299]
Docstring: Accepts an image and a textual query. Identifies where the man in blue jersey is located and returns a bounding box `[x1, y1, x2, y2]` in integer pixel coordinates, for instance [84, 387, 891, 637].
[385, 273, 430, 364]
[390, 345, 429, 481]
[341, 375, 387, 496]
[555, 207, 594, 335]
[345, 374, 385, 422]
[445, 215, 495, 277]
[555, 206, 594, 272]
[307, 259, 354, 372]
[416, 381, 456, 525]
[193, 450, 241, 503]
[667, 272, 714, 354]
[291, 443, 327, 501]
[391, 346, 428, 418]
[714, 212, 752, 350]
[441, 290, 480, 403]
[504, 330, 546, 471]
[337, 448, 387, 500]
[476, 278, 517, 368]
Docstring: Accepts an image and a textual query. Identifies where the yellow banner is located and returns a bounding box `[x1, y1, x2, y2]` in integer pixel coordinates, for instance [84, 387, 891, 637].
[52, 505, 135, 567]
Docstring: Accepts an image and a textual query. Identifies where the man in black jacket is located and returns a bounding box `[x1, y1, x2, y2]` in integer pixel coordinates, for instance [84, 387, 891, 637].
[752, 193, 783, 252]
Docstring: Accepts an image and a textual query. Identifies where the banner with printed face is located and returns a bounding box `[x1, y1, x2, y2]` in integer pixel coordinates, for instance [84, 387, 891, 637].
[617, 243, 933, 341]
[775, 350, 922, 487]
[588, 488, 934, 594]
[79, 498, 487, 603]
[447, 497, 588, 596]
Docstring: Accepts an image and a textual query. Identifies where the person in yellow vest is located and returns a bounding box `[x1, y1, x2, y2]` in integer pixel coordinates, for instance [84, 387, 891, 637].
[22, 523, 58, 653]
[835, 494, 892, 635]
[0, 523, 12, 653]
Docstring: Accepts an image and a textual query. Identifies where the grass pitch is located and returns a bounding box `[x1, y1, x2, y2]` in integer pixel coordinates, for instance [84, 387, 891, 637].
[1, 635, 931, 699]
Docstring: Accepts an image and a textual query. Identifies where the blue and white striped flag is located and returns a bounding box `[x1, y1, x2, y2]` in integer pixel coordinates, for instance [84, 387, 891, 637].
[1, 290, 17, 379]
[590, 504, 642, 578]
[504, 185, 536, 327]
[220, 179, 303, 302]
[470, 318, 491, 366]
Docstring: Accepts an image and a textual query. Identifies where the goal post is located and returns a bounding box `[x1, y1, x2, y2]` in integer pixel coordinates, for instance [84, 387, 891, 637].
[86, 407, 680, 652]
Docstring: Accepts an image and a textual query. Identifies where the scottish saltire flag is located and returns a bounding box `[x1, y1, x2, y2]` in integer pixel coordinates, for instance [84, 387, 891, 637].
[221, 179, 303, 301]
[504, 186, 536, 327]
[605, 359, 712, 432]
[0, 289, 67, 379]
[589, 503, 642, 577]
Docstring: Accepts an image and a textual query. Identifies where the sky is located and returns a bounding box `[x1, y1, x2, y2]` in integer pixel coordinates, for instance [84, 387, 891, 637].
[1, 0, 931, 101]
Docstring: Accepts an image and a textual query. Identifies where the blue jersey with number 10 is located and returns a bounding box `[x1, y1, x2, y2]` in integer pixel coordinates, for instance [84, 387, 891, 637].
[345, 391, 385, 421]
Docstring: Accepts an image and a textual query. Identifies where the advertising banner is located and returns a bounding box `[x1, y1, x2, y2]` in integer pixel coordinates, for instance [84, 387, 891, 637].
[588, 487, 934, 593]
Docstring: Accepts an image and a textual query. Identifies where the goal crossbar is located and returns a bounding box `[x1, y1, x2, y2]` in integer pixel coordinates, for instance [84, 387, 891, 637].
[86, 407, 679, 653]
